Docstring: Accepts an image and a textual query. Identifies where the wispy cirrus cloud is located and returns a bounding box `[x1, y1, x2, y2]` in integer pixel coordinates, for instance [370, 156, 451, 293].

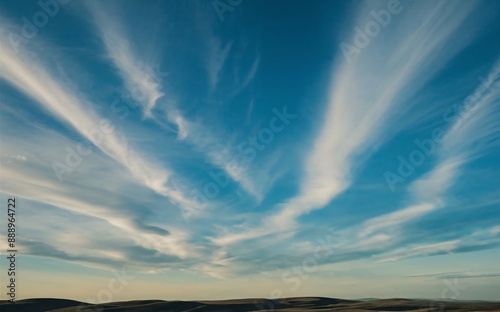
[407, 271, 500, 279]
[374, 224, 500, 263]
[208, 37, 232, 89]
[213, 0, 480, 247]
[85, 3, 262, 200]
[229, 55, 260, 97]
[86, 2, 164, 118]
[0, 117, 196, 266]
[313, 66, 500, 267]
[167, 109, 262, 200]
[268, 0, 479, 230]
[0, 20, 199, 217]
[365, 59, 500, 237]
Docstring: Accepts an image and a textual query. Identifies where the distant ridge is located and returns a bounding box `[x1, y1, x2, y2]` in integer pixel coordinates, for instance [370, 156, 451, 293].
[1, 297, 499, 311]
[0, 299, 87, 312]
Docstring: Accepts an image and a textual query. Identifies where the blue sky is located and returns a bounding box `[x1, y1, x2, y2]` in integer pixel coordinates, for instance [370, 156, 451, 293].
[0, 0, 499, 302]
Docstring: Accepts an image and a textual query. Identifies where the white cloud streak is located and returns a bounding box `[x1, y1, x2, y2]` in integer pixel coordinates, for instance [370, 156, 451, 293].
[167, 109, 262, 200]
[0, 123, 195, 263]
[213, 0, 481, 246]
[86, 2, 164, 118]
[86, 4, 261, 200]
[363, 59, 500, 236]
[208, 38, 232, 89]
[270, 0, 478, 230]
[0, 25, 198, 214]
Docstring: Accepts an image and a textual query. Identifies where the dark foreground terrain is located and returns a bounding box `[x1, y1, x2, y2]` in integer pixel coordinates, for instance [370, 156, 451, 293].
[1, 297, 499, 312]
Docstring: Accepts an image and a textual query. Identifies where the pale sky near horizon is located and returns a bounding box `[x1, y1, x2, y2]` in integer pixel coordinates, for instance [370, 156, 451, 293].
[1, 0, 499, 303]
